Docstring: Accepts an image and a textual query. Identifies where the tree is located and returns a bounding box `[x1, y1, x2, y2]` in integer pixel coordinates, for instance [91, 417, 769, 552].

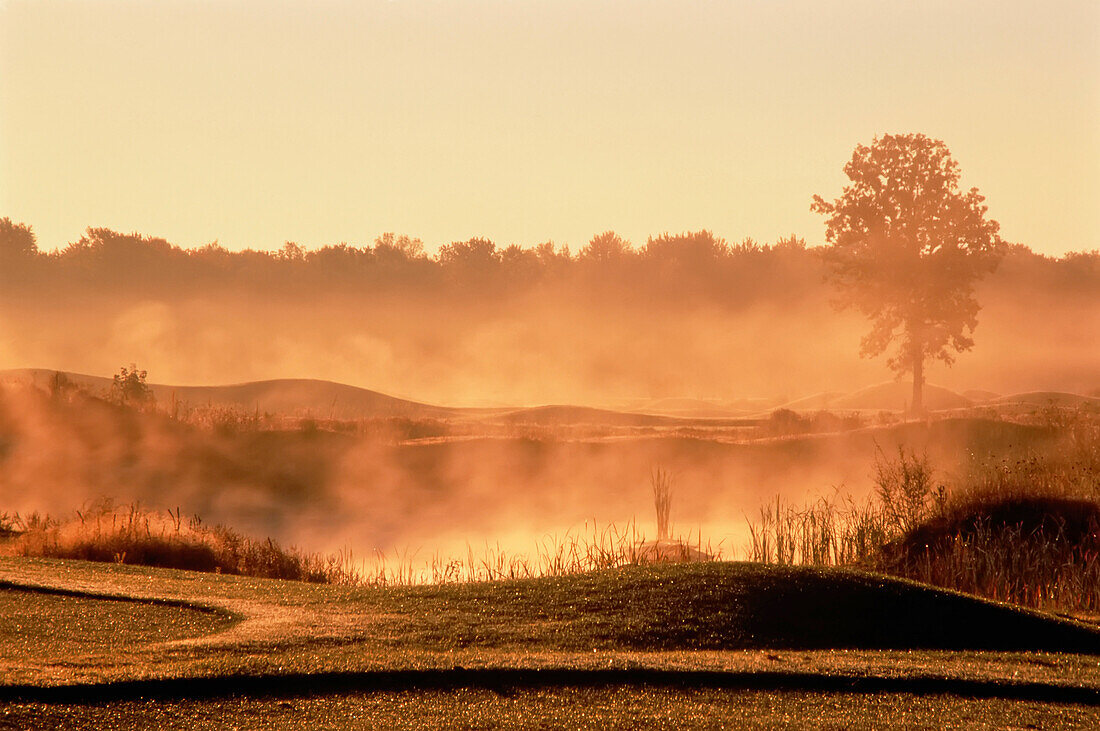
[112, 364, 152, 407]
[0, 218, 37, 262]
[812, 134, 1004, 413]
[580, 231, 632, 264]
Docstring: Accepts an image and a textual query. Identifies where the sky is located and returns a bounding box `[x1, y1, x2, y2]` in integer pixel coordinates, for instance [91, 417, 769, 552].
[1, 0, 1097, 256]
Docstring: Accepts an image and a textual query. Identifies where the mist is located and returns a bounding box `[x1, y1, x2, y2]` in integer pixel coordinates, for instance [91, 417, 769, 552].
[0, 379, 1057, 562]
[0, 226, 1096, 563]
[0, 231, 1096, 407]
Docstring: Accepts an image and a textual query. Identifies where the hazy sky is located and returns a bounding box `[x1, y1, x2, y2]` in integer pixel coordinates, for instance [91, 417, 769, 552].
[2, 0, 1097, 256]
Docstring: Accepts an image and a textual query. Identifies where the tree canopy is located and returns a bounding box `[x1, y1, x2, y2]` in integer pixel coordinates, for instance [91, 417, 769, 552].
[0, 218, 37, 261]
[812, 133, 1005, 412]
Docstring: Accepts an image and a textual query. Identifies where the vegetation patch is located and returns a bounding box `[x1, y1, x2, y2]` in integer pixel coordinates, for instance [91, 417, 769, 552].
[1, 502, 355, 585]
[747, 406, 1100, 615]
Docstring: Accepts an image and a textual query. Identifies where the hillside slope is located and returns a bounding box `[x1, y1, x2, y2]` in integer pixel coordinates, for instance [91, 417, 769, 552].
[1, 369, 459, 420]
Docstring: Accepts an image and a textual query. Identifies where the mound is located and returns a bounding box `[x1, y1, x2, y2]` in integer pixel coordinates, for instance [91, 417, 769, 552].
[510, 562, 1100, 652]
[992, 391, 1100, 408]
[879, 496, 1100, 611]
[962, 389, 1001, 403]
[830, 382, 972, 411]
[490, 404, 687, 427]
[634, 540, 715, 563]
[1, 369, 456, 420]
[901, 497, 1100, 550]
[625, 397, 754, 419]
[488, 404, 758, 428]
[775, 383, 972, 413]
[774, 391, 845, 411]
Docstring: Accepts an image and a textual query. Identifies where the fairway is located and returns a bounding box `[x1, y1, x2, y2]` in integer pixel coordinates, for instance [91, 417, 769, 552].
[1, 557, 1098, 726]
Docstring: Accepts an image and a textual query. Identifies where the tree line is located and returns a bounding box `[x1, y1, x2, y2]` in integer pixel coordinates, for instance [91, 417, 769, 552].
[1, 218, 1094, 301]
[0, 222, 832, 308]
[2, 134, 1098, 412]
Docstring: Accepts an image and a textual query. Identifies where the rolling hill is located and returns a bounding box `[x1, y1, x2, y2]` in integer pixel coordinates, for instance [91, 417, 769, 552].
[775, 382, 973, 413]
[0, 369, 461, 421]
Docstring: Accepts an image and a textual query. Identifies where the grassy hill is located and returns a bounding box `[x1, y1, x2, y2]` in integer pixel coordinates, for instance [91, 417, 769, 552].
[777, 382, 973, 413]
[487, 404, 760, 428]
[1, 369, 461, 420]
[992, 391, 1100, 408]
[3, 557, 1099, 672]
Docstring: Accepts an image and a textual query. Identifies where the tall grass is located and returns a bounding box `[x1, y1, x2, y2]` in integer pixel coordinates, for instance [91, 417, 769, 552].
[1, 503, 716, 587]
[0, 500, 357, 584]
[651, 468, 673, 541]
[746, 492, 886, 567]
[359, 519, 719, 586]
[746, 406, 1100, 614]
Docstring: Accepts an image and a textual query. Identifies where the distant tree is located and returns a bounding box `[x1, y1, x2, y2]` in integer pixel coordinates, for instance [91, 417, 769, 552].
[0, 218, 37, 262]
[533, 241, 571, 269]
[771, 234, 807, 253]
[112, 364, 152, 407]
[278, 241, 306, 262]
[733, 237, 761, 255]
[580, 231, 632, 263]
[643, 230, 728, 266]
[812, 133, 1004, 413]
[373, 233, 425, 261]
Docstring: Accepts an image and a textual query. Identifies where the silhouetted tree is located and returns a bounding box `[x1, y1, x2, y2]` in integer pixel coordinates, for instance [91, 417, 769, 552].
[373, 232, 425, 260]
[812, 133, 1004, 413]
[112, 364, 152, 407]
[0, 218, 37, 271]
[438, 237, 499, 269]
[644, 230, 728, 267]
[580, 231, 632, 263]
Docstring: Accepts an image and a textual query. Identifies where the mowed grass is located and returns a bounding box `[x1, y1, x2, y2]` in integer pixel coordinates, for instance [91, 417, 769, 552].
[0, 584, 233, 686]
[2, 557, 1100, 683]
[4, 556, 1100, 726]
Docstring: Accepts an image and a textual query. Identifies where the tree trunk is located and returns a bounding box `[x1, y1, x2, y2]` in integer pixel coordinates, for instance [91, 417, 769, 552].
[911, 352, 924, 415]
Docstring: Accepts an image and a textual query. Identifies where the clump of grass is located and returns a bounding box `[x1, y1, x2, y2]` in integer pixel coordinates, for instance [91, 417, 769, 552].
[0, 500, 357, 584]
[746, 492, 886, 567]
[761, 408, 863, 438]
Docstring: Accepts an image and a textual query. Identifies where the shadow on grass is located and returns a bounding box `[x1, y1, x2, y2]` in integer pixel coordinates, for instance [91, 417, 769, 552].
[1, 668, 1097, 707]
[429, 563, 1100, 653]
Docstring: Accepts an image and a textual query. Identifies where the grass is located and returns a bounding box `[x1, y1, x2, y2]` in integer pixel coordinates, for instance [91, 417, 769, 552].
[379, 561, 1100, 653]
[3, 555, 1100, 724]
[4, 557, 1100, 661]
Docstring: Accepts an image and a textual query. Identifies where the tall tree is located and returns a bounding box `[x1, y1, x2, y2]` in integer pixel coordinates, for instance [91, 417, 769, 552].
[812, 133, 1004, 413]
